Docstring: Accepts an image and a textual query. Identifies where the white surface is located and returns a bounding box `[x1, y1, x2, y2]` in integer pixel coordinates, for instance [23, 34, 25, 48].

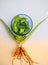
[0, 0, 48, 65]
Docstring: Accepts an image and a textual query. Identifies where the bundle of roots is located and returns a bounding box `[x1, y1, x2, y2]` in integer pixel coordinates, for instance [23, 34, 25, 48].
[12, 46, 38, 65]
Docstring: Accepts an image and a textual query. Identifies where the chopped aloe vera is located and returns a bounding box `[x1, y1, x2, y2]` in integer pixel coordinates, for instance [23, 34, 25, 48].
[12, 16, 30, 35]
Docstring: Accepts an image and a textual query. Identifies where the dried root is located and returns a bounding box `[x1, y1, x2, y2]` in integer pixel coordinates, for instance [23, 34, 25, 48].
[12, 46, 38, 65]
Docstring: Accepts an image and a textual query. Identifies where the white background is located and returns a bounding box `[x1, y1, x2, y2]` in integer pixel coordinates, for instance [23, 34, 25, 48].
[0, 0, 48, 65]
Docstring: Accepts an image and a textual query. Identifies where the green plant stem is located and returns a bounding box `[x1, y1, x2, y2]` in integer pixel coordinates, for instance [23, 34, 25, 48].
[23, 17, 48, 43]
[0, 18, 16, 41]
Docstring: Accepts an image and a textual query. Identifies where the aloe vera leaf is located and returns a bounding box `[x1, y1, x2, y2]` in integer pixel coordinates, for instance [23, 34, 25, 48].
[22, 17, 48, 43]
[0, 18, 16, 41]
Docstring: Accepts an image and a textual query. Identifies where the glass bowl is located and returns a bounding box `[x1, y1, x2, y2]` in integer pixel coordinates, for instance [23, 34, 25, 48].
[11, 14, 33, 36]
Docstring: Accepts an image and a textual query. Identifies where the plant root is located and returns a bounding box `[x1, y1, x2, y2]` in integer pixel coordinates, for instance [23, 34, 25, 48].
[12, 46, 38, 65]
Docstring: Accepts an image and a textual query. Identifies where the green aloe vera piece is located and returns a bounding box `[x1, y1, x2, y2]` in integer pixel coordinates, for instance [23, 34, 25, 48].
[0, 18, 16, 41]
[12, 21, 18, 32]
[23, 17, 48, 43]
[21, 17, 27, 22]
[15, 15, 21, 21]
[19, 28, 25, 34]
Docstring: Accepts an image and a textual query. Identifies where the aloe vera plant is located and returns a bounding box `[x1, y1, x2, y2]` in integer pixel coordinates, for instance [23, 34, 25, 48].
[0, 14, 48, 65]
